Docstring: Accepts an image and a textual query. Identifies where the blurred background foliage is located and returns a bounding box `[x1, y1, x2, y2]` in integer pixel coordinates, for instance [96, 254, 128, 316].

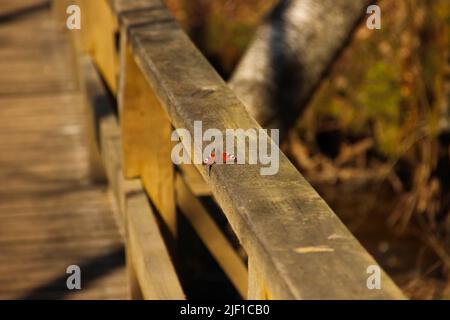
[164, 0, 450, 299]
[165, 0, 277, 77]
[305, 0, 449, 158]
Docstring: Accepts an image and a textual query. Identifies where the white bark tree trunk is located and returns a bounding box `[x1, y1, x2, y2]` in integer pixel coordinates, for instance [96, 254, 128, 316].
[229, 0, 374, 136]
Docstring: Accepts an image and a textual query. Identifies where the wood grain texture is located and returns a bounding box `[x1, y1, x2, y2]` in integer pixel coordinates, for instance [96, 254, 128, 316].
[0, 0, 49, 19]
[120, 1, 405, 299]
[0, 8, 126, 300]
[0, 8, 77, 96]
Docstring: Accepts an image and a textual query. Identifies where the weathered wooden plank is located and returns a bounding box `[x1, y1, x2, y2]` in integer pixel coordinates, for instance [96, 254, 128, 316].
[123, 1, 405, 299]
[175, 174, 247, 298]
[0, 7, 127, 300]
[109, 0, 162, 15]
[125, 179, 185, 300]
[0, 9, 77, 96]
[0, 0, 49, 19]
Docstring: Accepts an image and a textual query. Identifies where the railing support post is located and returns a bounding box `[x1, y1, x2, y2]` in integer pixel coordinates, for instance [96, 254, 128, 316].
[119, 36, 176, 237]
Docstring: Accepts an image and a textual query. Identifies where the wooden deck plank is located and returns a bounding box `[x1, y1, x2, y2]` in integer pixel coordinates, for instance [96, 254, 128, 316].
[0, 10, 77, 96]
[0, 6, 127, 299]
[0, 0, 50, 17]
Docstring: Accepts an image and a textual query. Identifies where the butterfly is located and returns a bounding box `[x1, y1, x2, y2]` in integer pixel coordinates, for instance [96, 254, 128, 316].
[203, 151, 236, 175]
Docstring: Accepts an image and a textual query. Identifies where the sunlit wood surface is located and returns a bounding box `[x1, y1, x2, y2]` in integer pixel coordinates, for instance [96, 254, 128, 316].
[0, 5, 127, 299]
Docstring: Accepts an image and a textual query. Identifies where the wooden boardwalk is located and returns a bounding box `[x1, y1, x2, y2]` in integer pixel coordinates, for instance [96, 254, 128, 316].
[0, 3, 127, 299]
[0, 0, 406, 300]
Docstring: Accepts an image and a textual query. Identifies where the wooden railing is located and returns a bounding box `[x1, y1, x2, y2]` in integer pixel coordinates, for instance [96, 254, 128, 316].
[53, 0, 406, 299]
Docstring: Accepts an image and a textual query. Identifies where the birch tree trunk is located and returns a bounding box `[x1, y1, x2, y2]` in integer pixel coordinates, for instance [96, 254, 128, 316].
[229, 0, 374, 136]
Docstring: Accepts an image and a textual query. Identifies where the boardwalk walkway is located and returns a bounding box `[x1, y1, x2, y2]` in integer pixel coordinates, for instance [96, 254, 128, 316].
[0, 2, 127, 299]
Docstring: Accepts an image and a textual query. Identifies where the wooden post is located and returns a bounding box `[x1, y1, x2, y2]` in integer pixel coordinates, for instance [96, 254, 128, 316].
[119, 37, 176, 236]
[77, 0, 119, 93]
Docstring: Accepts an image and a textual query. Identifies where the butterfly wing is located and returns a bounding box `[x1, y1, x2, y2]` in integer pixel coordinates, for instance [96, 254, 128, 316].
[203, 152, 216, 165]
[222, 152, 236, 163]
